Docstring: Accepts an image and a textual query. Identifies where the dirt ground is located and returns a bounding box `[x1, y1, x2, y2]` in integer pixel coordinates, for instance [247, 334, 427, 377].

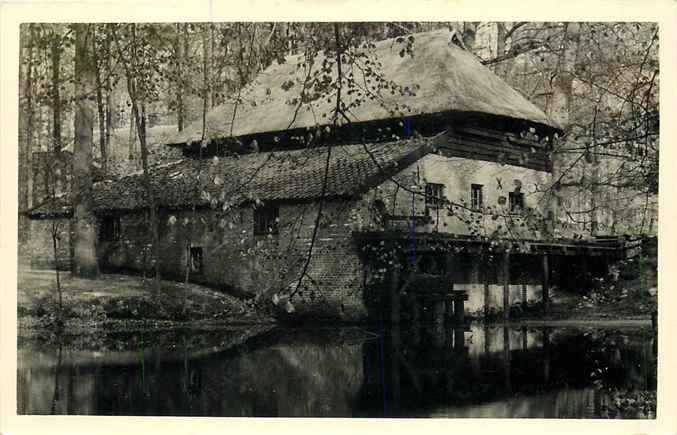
[17, 269, 274, 329]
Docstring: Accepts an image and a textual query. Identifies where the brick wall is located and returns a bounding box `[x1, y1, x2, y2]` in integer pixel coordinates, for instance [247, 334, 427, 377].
[97, 199, 369, 321]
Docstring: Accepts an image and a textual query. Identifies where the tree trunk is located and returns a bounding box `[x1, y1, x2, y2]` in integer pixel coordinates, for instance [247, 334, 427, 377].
[115, 23, 162, 290]
[19, 24, 35, 244]
[105, 25, 113, 153]
[462, 22, 479, 51]
[546, 23, 581, 237]
[128, 102, 136, 160]
[72, 23, 99, 278]
[210, 23, 216, 108]
[175, 23, 185, 132]
[201, 25, 210, 139]
[203, 24, 213, 111]
[135, 102, 162, 290]
[92, 31, 108, 173]
[50, 30, 62, 153]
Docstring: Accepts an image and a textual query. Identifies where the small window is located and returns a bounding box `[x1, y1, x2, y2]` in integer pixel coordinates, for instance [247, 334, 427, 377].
[189, 246, 203, 273]
[471, 184, 483, 210]
[100, 216, 120, 241]
[254, 204, 280, 235]
[425, 183, 445, 209]
[509, 192, 525, 213]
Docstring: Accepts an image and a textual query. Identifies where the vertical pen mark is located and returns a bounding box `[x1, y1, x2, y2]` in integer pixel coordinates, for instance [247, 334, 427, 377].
[410, 191, 417, 267]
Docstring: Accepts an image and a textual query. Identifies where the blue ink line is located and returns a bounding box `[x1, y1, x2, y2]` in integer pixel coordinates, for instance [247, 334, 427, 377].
[410, 192, 417, 267]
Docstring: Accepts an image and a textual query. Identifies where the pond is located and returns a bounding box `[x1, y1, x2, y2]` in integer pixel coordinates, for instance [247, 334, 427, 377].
[17, 323, 656, 418]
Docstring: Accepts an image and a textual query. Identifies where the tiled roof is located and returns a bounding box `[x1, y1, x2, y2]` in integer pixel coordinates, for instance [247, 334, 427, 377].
[24, 194, 73, 219]
[27, 138, 434, 216]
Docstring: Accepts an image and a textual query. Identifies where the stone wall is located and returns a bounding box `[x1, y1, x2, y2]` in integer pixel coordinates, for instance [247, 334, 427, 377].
[360, 154, 551, 239]
[97, 199, 368, 321]
[26, 218, 71, 270]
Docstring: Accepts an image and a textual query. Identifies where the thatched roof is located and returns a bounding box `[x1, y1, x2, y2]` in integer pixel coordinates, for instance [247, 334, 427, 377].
[27, 138, 434, 216]
[170, 29, 559, 146]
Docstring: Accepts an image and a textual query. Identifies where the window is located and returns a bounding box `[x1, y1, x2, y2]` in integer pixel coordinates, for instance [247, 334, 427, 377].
[425, 183, 445, 209]
[470, 184, 483, 210]
[189, 246, 203, 273]
[509, 192, 525, 213]
[100, 216, 120, 241]
[254, 204, 280, 235]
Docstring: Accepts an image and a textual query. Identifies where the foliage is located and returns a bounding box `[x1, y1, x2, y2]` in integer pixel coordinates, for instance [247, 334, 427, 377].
[18, 22, 660, 310]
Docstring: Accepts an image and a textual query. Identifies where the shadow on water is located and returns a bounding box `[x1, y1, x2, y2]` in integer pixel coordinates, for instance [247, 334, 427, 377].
[17, 323, 656, 418]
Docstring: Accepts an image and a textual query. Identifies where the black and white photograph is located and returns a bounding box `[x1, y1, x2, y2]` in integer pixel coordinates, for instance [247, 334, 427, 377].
[2, 5, 674, 429]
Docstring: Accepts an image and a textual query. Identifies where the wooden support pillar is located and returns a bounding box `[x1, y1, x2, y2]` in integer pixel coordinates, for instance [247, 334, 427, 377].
[387, 325, 401, 413]
[411, 321, 421, 347]
[521, 278, 528, 309]
[543, 327, 551, 384]
[454, 298, 465, 324]
[445, 248, 456, 284]
[454, 327, 465, 355]
[581, 255, 589, 290]
[410, 294, 420, 325]
[445, 295, 455, 322]
[503, 326, 511, 391]
[433, 296, 445, 325]
[483, 255, 491, 319]
[502, 251, 510, 321]
[389, 265, 401, 325]
[542, 253, 550, 315]
[432, 323, 445, 348]
[521, 326, 528, 351]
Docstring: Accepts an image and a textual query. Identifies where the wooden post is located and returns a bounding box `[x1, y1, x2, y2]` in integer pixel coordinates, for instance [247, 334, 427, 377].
[389, 265, 401, 324]
[542, 253, 550, 315]
[454, 327, 465, 354]
[445, 249, 456, 283]
[543, 327, 551, 384]
[411, 293, 420, 325]
[454, 296, 465, 324]
[387, 325, 401, 413]
[503, 326, 511, 390]
[433, 296, 445, 325]
[445, 295, 455, 323]
[521, 273, 528, 309]
[483, 255, 491, 319]
[502, 251, 510, 321]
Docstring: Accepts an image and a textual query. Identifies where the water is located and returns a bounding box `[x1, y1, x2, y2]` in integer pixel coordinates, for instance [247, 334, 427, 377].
[17, 324, 656, 418]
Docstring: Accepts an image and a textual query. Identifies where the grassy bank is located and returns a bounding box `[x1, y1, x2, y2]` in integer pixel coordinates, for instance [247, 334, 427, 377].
[18, 270, 275, 335]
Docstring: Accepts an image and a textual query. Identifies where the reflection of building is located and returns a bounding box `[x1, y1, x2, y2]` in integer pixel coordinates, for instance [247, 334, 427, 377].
[25, 30, 638, 320]
[16, 325, 656, 418]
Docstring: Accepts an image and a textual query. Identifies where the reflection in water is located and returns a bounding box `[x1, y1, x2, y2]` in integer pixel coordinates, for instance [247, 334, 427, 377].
[17, 324, 656, 418]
